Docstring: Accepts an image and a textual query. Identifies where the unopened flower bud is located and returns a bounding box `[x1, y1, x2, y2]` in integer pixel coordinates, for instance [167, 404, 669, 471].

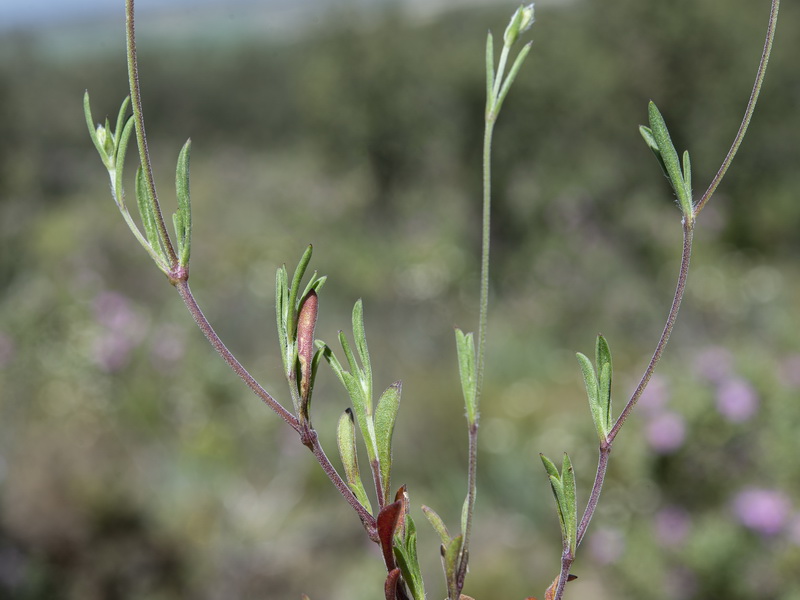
[96, 124, 115, 161]
[504, 3, 535, 47]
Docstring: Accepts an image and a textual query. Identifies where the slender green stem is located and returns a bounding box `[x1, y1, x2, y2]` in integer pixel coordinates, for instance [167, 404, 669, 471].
[694, 0, 780, 216]
[125, 0, 178, 267]
[456, 115, 496, 598]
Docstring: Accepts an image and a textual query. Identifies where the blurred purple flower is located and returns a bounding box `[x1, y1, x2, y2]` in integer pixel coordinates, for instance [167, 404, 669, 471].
[645, 411, 686, 454]
[693, 346, 734, 383]
[639, 373, 670, 415]
[732, 488, 791, 536]
[779, 354, 800, 389]
[91, 291, 148, 372]
[0, 332, 14, 368]
[588, 527, 625, 565]
[654, 506, 691, 547]
[716, 377, 759, 423]
[93, 291, 137, 330]
[92, 333, 136, 372]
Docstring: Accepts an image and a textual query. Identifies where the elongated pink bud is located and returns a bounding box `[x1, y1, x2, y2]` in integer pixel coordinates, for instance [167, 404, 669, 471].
[297, 290, 318, 411]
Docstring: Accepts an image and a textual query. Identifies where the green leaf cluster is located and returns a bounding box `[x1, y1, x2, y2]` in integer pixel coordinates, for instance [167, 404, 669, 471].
[640, 101, 694, 225]
[576, 334, 613, 443]
[275, 245, 326, 423]
[422, 505, 463, 600]
[323, 302, 401, 510]
[392, 508, 425, 600]
[84, 92, 193, 275]
[540, 453, 578, 555]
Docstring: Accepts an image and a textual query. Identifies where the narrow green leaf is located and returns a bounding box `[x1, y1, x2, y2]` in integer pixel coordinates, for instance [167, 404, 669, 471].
[539, 453, 559, 480]
[300, 272, 326, 303]
[307, 345, 325, 412]
[338, 330, 359, 383]
[561, 453, 577, 554]
[287, 245, 313, 343]
[648, 101, 692, 219]
[548, 474, 568, 545]
[171, 212, 185, 263]
[422, 505, 451, 546]
[135, 166, 161, 253]
[639, 124, 669, 181]
[485, 31, 495, 112]
[442, 534, 463, 600]
[455, 328, 477, 424]
[113, 96, 131, 148]
[599, 362, 612, 434]
[393, 516, 425, 600]
[174, 138, 192, 266]
[276, 266, 290, 373]
[352, 299, 373, 402]
[113, 116, 136, 209]
[638, 125, 658, 153]
[494, 42, 532, 115]
[336, 409, 373, 515]
[375, 382, 402, 498]
[577, 351, 605, 442]
[682, 149, 693, 212]
[83, 91, 108, 165]
[596, 335, 613, 437]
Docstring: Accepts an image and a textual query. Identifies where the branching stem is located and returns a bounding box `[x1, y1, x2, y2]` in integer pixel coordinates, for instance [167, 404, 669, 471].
[125, 0, 177, 267]
[175, 281, 377, 537]
[548, 3, 779, 598]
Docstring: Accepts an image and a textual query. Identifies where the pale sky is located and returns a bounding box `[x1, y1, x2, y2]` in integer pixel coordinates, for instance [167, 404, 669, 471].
[0, 0, 273, 29]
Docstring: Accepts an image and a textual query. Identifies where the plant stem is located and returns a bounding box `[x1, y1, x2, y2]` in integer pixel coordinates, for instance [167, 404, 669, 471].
[550, 221, 693, 600]
[456, 114, 497, 597]
[176, 280, 299, 429]
[609, 220, 694, 439]
[125, 0, 178, 267]
[547, 6, 779, 590]
[175, 280, 377, 537]
[694, 0, 780, 217]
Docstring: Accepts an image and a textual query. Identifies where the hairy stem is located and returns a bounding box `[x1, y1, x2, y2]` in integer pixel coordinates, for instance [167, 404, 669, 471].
[551, 221, 693, 600]
[609, 221, 694, 439]
[694, 0, 780, 216]
[456, 114, 496, 597]
[175, 281, 377, 535]
[125, 0, 177, 267]
[176, 280, 299, 429]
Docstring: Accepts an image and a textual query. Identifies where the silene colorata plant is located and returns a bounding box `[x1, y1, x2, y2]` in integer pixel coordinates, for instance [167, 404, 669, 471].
[83, 1, 781, 598]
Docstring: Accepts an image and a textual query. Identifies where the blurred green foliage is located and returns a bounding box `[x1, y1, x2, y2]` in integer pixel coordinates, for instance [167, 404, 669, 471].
[1, 0, 799, 598]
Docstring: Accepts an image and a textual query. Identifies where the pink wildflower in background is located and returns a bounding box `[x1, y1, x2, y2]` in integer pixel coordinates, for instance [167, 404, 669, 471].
[638, 373, 670, 416]
[732, 488, 791, 536]
[91, 291, 148, 372]
[715, 377, 759, 423]
[645, 411, 686, 454]
[653, 506, 691, 547]
[693, 346, 734, 384]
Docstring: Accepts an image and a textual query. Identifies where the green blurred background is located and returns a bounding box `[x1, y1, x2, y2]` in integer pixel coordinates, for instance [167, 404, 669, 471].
[2, 0, 800, 598]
